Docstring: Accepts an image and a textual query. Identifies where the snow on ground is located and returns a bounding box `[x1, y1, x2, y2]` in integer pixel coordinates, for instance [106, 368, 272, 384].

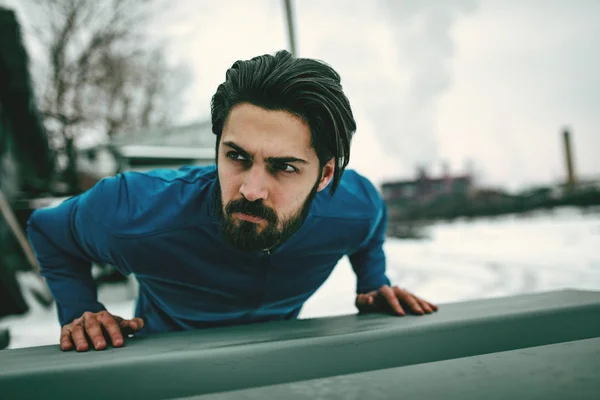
[2, 207, 599, 349]
[302, 206, 600, 317]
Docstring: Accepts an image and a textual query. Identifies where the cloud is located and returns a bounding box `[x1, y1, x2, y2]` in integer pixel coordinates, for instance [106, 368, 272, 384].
[294, 0, 476, 183]
[380, 0, 476, 166]
[10, 0, 599, 189]
[436, 0, 600, 189]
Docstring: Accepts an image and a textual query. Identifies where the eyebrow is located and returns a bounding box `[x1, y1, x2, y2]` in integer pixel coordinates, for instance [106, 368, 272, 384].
[223, 141, 308, 165]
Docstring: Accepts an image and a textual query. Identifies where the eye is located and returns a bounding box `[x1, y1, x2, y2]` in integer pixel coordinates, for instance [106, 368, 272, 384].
[272, 163, 298, 174]
[226, 151, 247, 162]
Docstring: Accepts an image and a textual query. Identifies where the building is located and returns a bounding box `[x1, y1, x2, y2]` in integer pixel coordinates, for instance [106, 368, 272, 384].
[381, 168, 473, 219]
[109, 120, 215, 172]
[76, 120, 215, 190]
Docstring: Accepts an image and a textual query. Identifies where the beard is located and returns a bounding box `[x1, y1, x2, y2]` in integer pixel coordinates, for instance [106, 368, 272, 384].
[217, 178, 320, 252]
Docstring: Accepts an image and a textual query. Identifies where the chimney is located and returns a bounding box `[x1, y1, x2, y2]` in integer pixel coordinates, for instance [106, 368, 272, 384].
[562, 128, 577, 190]
[441, 161, 450, 179]
[416, 165, 427, 181]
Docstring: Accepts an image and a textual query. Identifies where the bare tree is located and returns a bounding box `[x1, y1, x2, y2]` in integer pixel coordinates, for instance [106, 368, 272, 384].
[20, 0, 188, 192]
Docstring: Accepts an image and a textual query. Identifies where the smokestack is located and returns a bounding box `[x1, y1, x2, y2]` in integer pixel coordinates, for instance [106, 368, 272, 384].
[416, 165, 428, 180]
[562, 128, 577, 190]
[441, 161, 450, 179]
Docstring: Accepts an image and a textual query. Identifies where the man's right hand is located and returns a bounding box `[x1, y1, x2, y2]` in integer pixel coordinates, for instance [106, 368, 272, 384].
[60, 311, 144, 352]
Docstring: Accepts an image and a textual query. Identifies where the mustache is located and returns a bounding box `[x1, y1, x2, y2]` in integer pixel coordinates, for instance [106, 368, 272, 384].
[226, 198, 278, 224]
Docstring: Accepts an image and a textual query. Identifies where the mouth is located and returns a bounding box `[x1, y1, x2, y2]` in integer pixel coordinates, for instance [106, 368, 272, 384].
[234, 212, 265, 224]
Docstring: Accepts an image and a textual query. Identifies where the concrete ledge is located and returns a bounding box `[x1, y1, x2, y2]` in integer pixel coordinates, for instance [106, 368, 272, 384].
[1, 290, 599, 399]
[190, 337, 600, 400]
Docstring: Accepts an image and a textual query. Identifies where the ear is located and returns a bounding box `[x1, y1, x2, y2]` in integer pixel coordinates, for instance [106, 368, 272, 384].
[316, 158, 335, 192]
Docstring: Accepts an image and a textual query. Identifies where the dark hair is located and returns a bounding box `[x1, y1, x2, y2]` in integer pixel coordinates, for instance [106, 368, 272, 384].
[211, 50, 356, 195]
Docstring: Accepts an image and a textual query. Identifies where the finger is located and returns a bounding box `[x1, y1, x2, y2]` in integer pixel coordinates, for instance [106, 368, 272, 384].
[98, 312, 124, 347]
[394, 287, 425, 315]
[419, 298, 438, 313]
[60, 326, 74, 351]
[119, 317, 144, 334]
[413, 293, 438, 312]
[380, 285, 406, 316]
[355, 294, 371, 311]
[130, 317, 144, 330]
[134, 317, 145, 329]
[418, 298, 434, 313]
[83, 313, 106, 350]
[71, 323, 89, 352]
[355, 292, 376, 310]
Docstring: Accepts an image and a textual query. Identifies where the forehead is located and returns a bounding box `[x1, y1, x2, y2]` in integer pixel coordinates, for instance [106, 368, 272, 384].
[221, 103, 315, 159]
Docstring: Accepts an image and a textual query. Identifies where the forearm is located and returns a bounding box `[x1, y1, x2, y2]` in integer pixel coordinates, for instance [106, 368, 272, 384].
[41, 261, 106, 326]
[350, 196, 391, 293]
[27, 200, 107, 325]
[350, 249, 391, 293]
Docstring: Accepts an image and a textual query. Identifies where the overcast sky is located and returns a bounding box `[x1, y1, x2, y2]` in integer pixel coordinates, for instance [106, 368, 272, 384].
[6, 0, 600, 191]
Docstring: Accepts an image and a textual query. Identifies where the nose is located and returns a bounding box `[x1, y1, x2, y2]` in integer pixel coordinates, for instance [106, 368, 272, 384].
[239, 166, 268, 202]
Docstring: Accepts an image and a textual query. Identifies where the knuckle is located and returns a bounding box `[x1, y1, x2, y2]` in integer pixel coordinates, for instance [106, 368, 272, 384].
[101, 315, 116, 327]
[85, 324, 98, 334]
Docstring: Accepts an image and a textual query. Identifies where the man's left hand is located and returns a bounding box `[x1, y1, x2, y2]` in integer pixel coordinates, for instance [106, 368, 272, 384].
[355, 285, 438, 316]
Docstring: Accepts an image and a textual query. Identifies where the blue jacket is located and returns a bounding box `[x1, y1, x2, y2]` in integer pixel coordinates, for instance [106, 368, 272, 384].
[27, 165, 390, 334]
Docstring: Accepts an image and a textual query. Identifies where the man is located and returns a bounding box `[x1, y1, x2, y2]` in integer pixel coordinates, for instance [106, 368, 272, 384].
[27, 50, 437, 352]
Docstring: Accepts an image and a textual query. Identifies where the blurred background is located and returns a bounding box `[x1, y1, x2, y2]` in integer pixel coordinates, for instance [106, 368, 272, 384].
[0, 0, 599, 349]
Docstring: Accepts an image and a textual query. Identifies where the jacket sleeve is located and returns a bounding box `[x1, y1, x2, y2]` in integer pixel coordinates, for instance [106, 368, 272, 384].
[27, 175, 128, 326]
[348, 196, 392, 294]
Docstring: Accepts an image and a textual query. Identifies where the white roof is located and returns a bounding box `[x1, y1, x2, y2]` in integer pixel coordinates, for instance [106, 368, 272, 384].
[118, 145, 214, 160]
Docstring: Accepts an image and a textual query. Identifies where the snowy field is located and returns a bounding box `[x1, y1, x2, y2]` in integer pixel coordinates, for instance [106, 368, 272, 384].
[2, 206, 599, 350]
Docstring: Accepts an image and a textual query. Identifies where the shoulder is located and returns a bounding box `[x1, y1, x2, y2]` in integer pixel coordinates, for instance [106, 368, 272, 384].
[117, 165, 216, 196]
[311, 169, 384, 221]
[80, 165, 217, 235]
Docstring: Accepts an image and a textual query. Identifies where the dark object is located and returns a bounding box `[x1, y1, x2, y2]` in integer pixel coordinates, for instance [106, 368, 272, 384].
[0, 328, 9, 350]
[0, 6, 56, 319]
[563, 128, 577, 190]
[1, 290, 599, 399]
[0, 7, 55, 195]
[0, 258, 28, 318]
[283, 0, 297, 56]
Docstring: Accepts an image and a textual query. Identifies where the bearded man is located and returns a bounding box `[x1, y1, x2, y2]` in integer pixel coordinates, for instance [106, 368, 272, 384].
[27, 50, 437, 352]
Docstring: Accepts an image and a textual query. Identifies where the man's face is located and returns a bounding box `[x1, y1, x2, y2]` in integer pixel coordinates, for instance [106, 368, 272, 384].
[217, 102, 334, 252]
